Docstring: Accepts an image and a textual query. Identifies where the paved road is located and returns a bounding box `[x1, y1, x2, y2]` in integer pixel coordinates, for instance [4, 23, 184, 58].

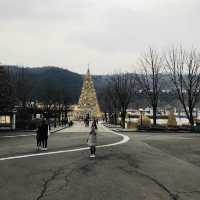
[1, 122, 200, 200]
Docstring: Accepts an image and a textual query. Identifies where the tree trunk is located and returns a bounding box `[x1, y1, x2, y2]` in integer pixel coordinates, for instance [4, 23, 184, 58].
[121, 111, 126, 129]
[108, 112, 112, 124]
[153, 106, 157, 126]
[58, 110, 61, 126]
[114, 112, 117, 125]
[189, 109, 194, 127]
[104, 112, 107, 122]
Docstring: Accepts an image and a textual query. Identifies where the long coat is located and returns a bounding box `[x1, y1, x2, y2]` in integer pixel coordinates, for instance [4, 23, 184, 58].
[36, 126, 42, 141]
[41, 123, 48, 140]
[87, 128, 97, 146]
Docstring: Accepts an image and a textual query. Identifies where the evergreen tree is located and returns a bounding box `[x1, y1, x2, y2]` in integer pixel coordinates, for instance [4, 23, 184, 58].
[0, 66, 15, 112]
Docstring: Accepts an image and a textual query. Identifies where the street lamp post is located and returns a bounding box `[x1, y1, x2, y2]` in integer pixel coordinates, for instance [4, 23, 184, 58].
[12, 108, 17, 130]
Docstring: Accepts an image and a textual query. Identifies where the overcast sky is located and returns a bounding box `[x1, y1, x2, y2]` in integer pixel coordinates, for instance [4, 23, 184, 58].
[0, 0, 200, 74]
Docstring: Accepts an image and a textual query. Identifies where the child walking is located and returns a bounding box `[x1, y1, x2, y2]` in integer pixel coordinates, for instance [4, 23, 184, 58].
[87, 124, 97, 158]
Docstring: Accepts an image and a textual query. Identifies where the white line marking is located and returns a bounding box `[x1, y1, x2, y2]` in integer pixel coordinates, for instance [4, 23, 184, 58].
[1, 134, 36, 138]
[0, 127, 129, 161]
[0, 128, 65, 138]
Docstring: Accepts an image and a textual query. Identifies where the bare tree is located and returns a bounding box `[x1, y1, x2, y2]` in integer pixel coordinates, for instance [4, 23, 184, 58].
[165, 47, 200, 127]
[54, 88, 67, 126]
[109, 73, 135, 128]
[99, 83, 119, 124]
[136, 48, 163, 126]
[14, 67, 34, 108]
[41, 85, 58, 129]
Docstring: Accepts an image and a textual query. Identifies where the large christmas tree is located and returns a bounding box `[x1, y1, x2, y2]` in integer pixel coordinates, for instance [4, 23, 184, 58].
[78, 69, 101, 118]
[0, 66, 15, 112]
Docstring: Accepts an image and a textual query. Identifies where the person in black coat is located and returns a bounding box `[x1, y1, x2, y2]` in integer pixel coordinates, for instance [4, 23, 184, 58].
[36, 123, 42, 151]
[41, 120, 49, 150]
[92, 119, 98, 129]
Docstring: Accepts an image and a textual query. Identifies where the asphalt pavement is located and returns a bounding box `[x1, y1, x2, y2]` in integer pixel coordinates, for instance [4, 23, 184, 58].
[0, 122, 200, 200]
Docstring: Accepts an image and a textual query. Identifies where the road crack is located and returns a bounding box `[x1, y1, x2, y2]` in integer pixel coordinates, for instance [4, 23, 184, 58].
[136, 170, 179, 200]
[119, 166, 179, 200]
[36, 167, 63, 200]
[64, 168, 77, 188]
[177, 190, 200, 196]
[35, 158, 89, 199]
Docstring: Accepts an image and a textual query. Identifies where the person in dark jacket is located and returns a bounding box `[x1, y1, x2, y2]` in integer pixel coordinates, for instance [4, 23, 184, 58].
[41, 120, 49, 150]
[92, 119, 98, 129]
[36, 123, 42, 151]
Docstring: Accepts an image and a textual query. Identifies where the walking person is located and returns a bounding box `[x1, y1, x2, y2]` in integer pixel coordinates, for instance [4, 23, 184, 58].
[84, 117, 87, 127]
[87, 125, 97, 158]
[85, 113, 90, 127]
[92, 118, 98, 129]
[41, 120, 49, 150]
[36, 122, 42, 151]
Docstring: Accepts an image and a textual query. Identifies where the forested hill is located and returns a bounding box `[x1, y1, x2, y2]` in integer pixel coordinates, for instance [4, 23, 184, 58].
[4, 65, 107, 104]
[29, 66, 84, 103]
[3, 65, 178, 109]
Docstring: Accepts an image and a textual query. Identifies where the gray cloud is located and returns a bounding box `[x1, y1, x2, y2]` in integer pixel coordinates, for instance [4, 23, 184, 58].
[0, 0, 200, 74]
[0, 0, 93, 20]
